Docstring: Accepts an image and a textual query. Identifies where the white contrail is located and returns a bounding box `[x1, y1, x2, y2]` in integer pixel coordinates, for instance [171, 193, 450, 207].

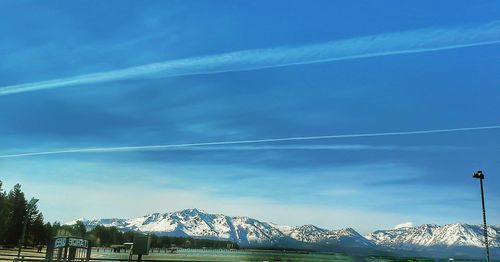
[1, 125, 498, 158]
[1, 21, 500, 96]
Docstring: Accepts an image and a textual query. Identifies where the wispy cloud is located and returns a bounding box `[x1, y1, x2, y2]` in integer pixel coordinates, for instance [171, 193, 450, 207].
[394, 222, 414, 229]
[101, 144, 466, 151]
[1, 21, 499, 96]
[0, 125, 497, 158]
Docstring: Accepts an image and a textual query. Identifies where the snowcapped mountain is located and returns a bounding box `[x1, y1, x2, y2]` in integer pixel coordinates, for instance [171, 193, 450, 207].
[282, 224, 331, 243]
[366, 223, 500, 249]
[366, 223, 500, 258]
[69, 208, 369, 248]
[69, 209, 499, 258]
[283, 225, 373, 247]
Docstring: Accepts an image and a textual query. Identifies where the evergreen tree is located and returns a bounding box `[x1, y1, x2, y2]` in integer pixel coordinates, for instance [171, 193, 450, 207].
[5, 184, 27, 245]
[72, 221, 87, 237]
[25, 202, 42, 246]
[30, 213, 46, 245]
[42, 222, 54, 245]
[0, 181, 8, 244]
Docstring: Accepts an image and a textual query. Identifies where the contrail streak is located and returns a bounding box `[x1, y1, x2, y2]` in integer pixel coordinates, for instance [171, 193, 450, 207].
[1, 21, 500, 96]
[1, 125, 498, 158]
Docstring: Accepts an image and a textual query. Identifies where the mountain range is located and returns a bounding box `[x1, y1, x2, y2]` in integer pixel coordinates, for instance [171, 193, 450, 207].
[69, 208, 499, 259]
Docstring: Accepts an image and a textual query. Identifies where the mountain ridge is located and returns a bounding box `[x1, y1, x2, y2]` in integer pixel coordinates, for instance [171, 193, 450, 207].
[68, 208, 499, 258]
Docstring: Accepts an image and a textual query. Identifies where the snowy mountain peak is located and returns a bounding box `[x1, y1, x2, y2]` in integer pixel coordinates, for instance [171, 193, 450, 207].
[176, 208, 205, 216]
[335, 228, 359, 235]
[283, 224, 331, 243]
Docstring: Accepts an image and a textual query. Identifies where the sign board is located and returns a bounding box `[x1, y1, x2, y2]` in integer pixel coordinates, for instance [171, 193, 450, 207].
[46, 236, 91, 262]
[132, 234, 151, 255]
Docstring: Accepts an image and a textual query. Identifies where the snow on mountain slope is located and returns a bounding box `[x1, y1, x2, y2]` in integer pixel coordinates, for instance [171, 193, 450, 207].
[283, 224, 331, 243]
[366, 223, 500, 249]
[69, 208, 498, 254]
[323, 228, 374, 247]
[283, 225, 373, 247]
[69, 208, 367, 247]
[71, 209, 290, 245]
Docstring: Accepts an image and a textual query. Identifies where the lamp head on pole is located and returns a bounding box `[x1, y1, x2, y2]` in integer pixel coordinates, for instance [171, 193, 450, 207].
[472, 170, 484, 180]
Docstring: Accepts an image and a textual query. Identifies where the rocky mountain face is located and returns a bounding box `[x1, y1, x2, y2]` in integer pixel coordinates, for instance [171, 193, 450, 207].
[366, 223, 500, 248]
[70, 209, 499, 258]
[366, 223, 500, 258]
[282, 225, 373, 247]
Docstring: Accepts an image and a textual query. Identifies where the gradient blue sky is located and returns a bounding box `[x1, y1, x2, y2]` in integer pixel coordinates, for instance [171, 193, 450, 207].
[1, 0, 499, 234]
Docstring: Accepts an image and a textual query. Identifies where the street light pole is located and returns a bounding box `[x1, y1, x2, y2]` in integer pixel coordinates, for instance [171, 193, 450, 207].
[473, 170, 490, 262]
[17, 197, 39, 258]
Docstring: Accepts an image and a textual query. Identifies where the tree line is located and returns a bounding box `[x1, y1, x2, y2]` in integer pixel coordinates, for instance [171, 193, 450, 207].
[65, 223, 238, 249]
[0, 182, 49, 247]
[0, 181, 238, 249]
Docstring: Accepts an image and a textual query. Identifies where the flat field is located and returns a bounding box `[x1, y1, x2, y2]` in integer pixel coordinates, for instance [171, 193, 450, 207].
[0, 248, 493, 262]
[94, 248, 352, 262]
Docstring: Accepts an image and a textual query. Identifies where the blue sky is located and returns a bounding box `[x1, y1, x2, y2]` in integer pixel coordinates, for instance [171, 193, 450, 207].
[1, 0, 499, 233]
